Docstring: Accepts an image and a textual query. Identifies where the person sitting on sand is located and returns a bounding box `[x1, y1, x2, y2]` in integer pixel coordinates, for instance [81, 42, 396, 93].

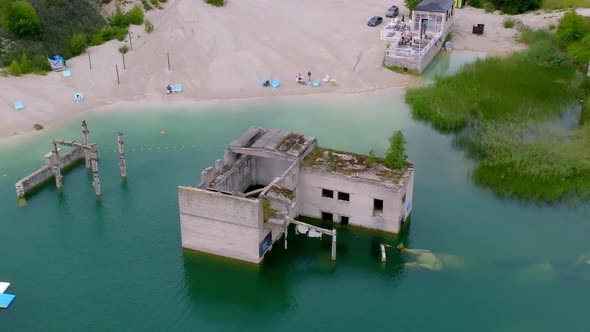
[296, 73, 304, 84]
[323, 74, 331, 83]
[263, 80, 270, 87]
[166, 84, 173, 94]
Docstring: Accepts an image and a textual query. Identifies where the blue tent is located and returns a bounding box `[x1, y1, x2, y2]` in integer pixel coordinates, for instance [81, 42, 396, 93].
[48, 55, 66, 71]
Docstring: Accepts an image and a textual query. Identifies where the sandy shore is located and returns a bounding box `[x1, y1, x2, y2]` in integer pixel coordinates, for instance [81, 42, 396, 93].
[1, 0, 588, 144]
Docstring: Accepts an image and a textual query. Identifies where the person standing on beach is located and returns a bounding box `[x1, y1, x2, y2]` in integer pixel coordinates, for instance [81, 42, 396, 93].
[307, 71, 311, 81]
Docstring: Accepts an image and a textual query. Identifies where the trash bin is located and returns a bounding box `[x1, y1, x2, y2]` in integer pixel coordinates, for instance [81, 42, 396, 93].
[472, 24, 484, 35]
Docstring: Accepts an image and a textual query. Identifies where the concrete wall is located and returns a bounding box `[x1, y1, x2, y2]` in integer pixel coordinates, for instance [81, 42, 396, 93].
[255, 157, 292, 186]
[216, 156, 255, 193]
[178, 186, 266, 263]
[298, 167, 413, 233]
[15, 147, 85, 198]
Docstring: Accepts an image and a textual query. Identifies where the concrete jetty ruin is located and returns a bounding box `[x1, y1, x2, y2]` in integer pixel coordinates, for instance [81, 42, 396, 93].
[178, 127, 415, 264]
[15, 121, 127, 204]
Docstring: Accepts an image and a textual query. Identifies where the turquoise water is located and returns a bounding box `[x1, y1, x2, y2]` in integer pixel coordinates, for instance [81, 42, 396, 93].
[1, 58, 589, 331]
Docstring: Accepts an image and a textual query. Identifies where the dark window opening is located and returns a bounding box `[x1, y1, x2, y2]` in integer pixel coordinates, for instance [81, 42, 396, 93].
[340, 216, 349, 225]
[373, 199, 384, 216]
[322, 189, 334, 198]
[338, 192, 350, 202]
[402, 193, 406, 204]
[321, 212, 333, 221]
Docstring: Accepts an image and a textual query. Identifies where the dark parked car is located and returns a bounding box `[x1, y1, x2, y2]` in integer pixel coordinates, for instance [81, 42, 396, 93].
[367, 16, 383, 27]
[386, 6, 399, 18]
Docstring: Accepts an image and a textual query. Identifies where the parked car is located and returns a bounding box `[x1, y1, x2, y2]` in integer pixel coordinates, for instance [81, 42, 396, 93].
[367, 16, 383, 27]
[386, 6, 399, 18]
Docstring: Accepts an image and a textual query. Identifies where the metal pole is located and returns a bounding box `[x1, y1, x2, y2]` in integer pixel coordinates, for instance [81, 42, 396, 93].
[117, 132, 127, 178]
[284, 221, 288, 250]
[116, 65, 120, 84]
[81, 120, 90, 168]
[88, 52, 92, 70]
[167, 52, 170, 71]
[90, 145, 101, 196]
[51, 141, 63, 189]
[331, 229, 337, 261]
[128, 32, 133, 51]
[122, 52, 126, 70]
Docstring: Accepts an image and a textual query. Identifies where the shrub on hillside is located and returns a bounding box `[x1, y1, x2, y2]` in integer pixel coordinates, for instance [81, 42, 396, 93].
[2, 1, 42, 36]
[110, 4, 127, 28]
[144, 19, 154, 33]
[567, 35, 590, 66]
[204, 0, 224, 7]
[127, 5, 144, 25]
[489, 0, 540, 14]
[557, 10, 589, 43]
[468, 0, 483, 8]
[503, 17, 516, 28]
[484, 2, 495, 12]
[70, 32, 88, 56]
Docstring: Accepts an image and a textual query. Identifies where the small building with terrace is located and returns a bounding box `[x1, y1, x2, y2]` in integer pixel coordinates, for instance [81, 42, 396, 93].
[383, 0, 455, 73]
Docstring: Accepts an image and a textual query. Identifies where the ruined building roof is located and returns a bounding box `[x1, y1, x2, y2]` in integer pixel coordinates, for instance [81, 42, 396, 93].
[414, 0, 454, 12]
[302, 147, 414, 189]
[228, 127, 316, 159]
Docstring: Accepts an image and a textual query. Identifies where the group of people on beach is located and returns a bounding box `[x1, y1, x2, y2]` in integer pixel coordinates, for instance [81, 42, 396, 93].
[296, 71, 312, 84]
[296, 71, 331, 84]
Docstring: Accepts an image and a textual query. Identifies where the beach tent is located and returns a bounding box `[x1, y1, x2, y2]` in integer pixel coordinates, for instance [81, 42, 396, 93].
[48, 55, 66, 72]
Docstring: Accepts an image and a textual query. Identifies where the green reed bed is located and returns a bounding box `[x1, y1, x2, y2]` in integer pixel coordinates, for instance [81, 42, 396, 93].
[405, 27, 590, 202]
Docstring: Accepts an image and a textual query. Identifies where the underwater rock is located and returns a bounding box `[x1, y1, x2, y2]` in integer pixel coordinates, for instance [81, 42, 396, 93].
[569, 252, 590, 281]
[397, 244, 463, 271]
[510, 262, 555, 285]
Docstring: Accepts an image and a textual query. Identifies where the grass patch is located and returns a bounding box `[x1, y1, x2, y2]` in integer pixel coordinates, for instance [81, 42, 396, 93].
[503, 17, 517, 28]
[542, 0, 590, 10]
[405, 22, 590, 202]
[204, 0, 225, 7]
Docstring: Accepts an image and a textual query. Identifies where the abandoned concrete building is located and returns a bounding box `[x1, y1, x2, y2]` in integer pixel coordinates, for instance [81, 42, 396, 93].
[383, 0, 455, 73]
[178, 127, 415, 264]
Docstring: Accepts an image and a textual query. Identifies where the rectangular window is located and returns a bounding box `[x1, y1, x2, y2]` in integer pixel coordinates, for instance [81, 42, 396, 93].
[321, 212, 333, 221]
[337, 192, 350, 202]
[402, 193, 406, 204]
[322, 189, 334, 198]
[373, 199, 384, 216]
[340, 216, 349, 225]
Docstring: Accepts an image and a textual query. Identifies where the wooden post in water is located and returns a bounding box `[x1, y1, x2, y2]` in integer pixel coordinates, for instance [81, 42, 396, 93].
[331, 229, 337, 261]
[81, 120, 90, 168]
[117, 132, 127, 178]
[116, 65, 120, 84]
[90, 145, 101, 196]
[51, 141, 63, 189]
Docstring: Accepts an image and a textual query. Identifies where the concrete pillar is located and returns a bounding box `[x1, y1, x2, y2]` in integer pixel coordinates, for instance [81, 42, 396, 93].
[215, 159, 223, 172]
[90, 145, 101, 196]
[51, 141, 63, 189]
[81, 120, 90, 169]
[117, 132, 127, 178]
[284, 220, 289, 250]
[331, 229, 337, 261]
[223, 150, 235, 165]
[380, 244, 386, 262]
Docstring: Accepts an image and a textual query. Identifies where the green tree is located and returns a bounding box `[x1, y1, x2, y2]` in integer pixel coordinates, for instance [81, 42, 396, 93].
[126, 4, 144, 25]
[367, 148, 377, 166]
[404, 0, 421, 16]
[557, 10, 589, 43]
[384, 131, 408, 170]
[70, 32, 88, 56]
[489, 0, 540, 14]
[110, 2, 127, 28]
[2, 1, 42, 36]
[326, 151, 337, 170]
